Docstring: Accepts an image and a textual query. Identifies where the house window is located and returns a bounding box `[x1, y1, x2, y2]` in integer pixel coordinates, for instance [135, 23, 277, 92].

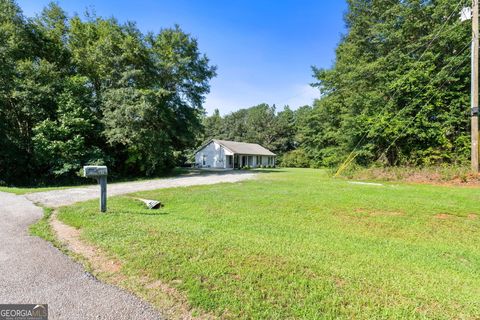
[202, 154, 206, 166]
[256, 156, 261, 165]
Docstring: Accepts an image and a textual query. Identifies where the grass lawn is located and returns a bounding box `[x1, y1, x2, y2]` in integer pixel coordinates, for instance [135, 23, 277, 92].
[57, 168, 480, 319]
[0, 186, 75, 195]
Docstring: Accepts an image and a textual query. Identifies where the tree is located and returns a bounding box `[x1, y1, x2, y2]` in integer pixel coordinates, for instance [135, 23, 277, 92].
[275, 106, 296, 153]
[0, 0, 215, 185]
[101, 26, 216, 175]
[33, 76, 104, 180]
[0, 0, 66, 184]
[280, 149, 311, 168]
[308, 0, 470, 167]
[201, 103, 297, 157]
[203, 109, 224, 141]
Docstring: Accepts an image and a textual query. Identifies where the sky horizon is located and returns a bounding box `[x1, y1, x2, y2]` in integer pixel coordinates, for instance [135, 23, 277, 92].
[17, 0, 347, 115]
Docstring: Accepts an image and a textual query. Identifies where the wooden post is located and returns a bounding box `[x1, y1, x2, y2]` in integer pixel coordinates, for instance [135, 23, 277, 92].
[472, 0, 479, 173]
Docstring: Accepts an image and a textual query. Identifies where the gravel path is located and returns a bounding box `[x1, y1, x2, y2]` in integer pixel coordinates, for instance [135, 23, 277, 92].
[26, 171, 257, 207]
[0, 171, 256, 319]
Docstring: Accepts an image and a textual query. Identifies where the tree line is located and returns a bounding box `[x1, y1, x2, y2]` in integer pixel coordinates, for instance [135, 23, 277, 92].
[203, 0, 472, 169]
[1, 0, 473, 185]
[308, 0, 471, 168]
[0, 0, 215, 185]
[201, 104, 312, 167]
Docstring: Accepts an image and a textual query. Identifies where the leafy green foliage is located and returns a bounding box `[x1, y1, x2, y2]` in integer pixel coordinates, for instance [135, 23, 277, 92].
[202, 104, 297, 156]
[304, 0, 471, 167]
[33, 76, 104, 178]
[280, 149, 311, 168]
[0, 0, 215, 185]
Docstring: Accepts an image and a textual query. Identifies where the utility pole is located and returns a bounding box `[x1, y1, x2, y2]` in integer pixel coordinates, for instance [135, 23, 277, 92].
[472, 0, 479, 173]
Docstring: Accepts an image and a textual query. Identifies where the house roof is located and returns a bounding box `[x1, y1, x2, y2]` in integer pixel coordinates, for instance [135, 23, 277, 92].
[200, 139, 276, 156]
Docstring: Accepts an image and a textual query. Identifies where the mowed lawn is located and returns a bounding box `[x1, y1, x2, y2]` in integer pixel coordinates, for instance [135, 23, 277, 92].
[0, 186, 71, 195]
[57, 168, 480, 319]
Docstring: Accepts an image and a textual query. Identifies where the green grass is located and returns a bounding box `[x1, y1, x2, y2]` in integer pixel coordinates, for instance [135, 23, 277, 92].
[57, 168, 480, 319]
[29, 207, 58, 244]
[0, 186, 74, 195]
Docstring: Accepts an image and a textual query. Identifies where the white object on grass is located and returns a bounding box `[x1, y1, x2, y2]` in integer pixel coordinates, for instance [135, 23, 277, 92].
[348, 181, 384, 186]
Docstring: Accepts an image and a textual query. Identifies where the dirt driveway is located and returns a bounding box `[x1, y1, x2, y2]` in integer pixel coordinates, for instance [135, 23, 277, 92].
[0, 171, 256, 319]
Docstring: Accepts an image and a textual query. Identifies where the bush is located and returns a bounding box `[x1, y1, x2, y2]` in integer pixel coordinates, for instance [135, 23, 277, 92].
[280, 149, 311, 168]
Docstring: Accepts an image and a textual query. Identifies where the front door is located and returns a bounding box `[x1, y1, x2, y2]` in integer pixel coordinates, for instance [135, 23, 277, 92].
[234, 155, 239, 169]
[226, 155, 233, 168]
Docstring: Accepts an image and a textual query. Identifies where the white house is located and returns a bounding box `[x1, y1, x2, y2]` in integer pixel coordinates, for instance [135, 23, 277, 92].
[194, 139, 276, 169]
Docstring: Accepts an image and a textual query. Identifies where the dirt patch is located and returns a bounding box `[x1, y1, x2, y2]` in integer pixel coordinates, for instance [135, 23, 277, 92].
[354, 208, 368, 213]
[354, 208, 404, 217]
[369, 211, 404, 217]
[434, 213, 479, 220]
[434, 213, 453, 220]
[51, 217, 122, 274]
[346, 167, 480, 187]
[333, 277, 346, 288]
[135, 277, 207, 320]
[405, 173, 480, 186]
[50, 212, 213, 320]
[467, 214, 478, 220]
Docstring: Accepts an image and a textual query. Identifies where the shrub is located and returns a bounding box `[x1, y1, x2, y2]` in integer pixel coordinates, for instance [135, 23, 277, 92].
[280, 149, 311, 168]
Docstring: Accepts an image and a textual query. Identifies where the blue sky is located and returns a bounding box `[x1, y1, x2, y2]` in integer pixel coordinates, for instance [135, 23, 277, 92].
[17, 0, 347, 115]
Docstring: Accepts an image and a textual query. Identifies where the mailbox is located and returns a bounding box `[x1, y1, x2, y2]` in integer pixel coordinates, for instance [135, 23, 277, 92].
[83, 165, 108, 212]
[83, 166, 108, 178]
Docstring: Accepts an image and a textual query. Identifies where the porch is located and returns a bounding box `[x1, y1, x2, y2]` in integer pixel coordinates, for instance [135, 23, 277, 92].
[229, 154, 275, 169]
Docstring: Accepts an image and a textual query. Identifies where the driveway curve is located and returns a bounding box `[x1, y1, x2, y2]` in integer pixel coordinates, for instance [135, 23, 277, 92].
[26, 171, 257, 207]
[0, 171, 256, 319]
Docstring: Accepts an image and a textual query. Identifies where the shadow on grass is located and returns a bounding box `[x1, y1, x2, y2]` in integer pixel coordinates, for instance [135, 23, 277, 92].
[252, 169, 286, 173]
[135, 210, 170, 216]
[190, 168, 286, 175]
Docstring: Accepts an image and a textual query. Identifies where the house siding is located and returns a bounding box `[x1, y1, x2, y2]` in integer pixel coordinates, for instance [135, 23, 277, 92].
[195, 140, 275, 169]
[195, 141, 233, 169]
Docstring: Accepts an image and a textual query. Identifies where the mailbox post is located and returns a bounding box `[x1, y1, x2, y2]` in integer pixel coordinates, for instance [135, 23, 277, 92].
[83, 166, 108, 212]
[99, 175, 107, 212]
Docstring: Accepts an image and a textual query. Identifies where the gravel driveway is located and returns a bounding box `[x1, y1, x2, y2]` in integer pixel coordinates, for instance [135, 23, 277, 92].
[26, 171, 256, 207]
[0, 171, 256, 319]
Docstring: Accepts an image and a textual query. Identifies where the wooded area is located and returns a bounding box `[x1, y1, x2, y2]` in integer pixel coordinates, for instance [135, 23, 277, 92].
[311, 0, 471, 168]
[203, 0, 472, 169]
[0, 0, 473, 185]
[0, 0, 215, 185]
